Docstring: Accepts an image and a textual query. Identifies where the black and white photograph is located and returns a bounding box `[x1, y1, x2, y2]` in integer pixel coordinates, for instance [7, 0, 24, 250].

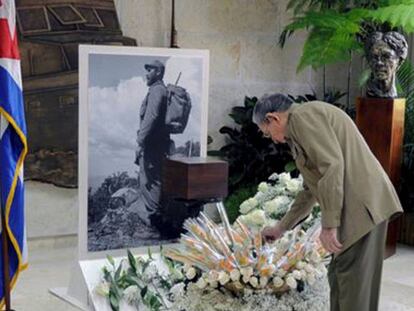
[78, 45, 209, 255]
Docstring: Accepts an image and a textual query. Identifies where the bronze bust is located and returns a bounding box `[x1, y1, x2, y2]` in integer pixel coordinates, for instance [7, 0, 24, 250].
[365, 31, 408, 98]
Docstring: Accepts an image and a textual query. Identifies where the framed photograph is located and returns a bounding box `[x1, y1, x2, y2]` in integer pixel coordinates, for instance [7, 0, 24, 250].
[78, 45, 209, 259]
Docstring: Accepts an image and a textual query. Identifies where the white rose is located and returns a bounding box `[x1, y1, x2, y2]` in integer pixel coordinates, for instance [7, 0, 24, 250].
[286, 276, 297, 289]
[123, 285, 139, 304]
[186, 267, 197, 280]
[292, 270, 302, 280]
[296, 261, 305, 270]
[230, 269, 240, 282]
[95, 282, 110, 296]
[218, 271, 230, 285]
[249, 276, 259, 288]
[195, 277, 207, 289]
[258, 182, 269, 193]
[272, 276, 284, 288]
[259, 276, 268, 288]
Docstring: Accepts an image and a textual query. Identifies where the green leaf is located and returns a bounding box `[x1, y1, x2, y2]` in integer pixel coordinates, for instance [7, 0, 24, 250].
[284, 161, 297, 172]
[369, 4, 414, 32]
[147, 247, 153, 260]
[107, 255, 115, 267]
[114, 263, 123, 281]
[127, 249, 137, 274]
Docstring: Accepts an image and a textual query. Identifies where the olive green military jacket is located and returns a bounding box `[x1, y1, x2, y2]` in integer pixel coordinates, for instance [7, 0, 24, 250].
[279, 101, 403, 253]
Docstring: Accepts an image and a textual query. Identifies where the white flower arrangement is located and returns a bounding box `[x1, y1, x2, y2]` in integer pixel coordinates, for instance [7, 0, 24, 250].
[237, 172, 320, 230]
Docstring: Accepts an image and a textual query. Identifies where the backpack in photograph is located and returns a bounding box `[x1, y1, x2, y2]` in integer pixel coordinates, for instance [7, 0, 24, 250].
[165, 73, 192, 134]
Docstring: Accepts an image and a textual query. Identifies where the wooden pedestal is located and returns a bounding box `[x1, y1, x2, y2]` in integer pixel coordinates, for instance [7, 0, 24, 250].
[356, 97, 405, 258]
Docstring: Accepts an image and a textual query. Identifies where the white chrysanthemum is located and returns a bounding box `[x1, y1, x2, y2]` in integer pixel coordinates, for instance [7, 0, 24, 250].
[258, 182, 269, 193]
[263, 200, 278, 214]
[249, 276, 259, 288]
[296, 261, 305, 270]
[240, 210, 266, 226]
[218, 271, 230, 285]
[285, 178, 302, 193]
[123, 285, 139, 304]
[272, 276, 284, 288]
[95, 281, 110, 296]
[278, 172, 291, 184]
[186, 267, 197, 280]
[195, 277, 207, 289]
[230, 269, 240, 282]
[239, 198, 259, 214]
[170, 283, 185, 298]
[268, 172, 279, 180]
[259, 276, 268, 288]
[286, 276, 297, 289]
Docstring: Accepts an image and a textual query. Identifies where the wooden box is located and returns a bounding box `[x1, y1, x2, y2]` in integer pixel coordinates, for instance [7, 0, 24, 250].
[356, 97, 405, 258]
[162, 157, 228, 200]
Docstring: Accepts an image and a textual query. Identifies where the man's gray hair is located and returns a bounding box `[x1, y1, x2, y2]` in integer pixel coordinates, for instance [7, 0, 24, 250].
[252, 93, 294, 125]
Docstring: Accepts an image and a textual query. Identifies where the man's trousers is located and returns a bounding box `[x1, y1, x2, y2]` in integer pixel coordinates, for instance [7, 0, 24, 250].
[328, 221, 388, 311]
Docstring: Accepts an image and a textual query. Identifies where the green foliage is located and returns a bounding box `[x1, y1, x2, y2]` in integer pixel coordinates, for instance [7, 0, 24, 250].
[208, 96, 293, 193]
[223, 184, 257, 223]
[397, 60, 414, 144]
[280, 1, 414, 71]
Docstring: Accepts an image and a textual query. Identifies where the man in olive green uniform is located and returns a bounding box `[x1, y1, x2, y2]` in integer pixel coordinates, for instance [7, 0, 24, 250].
[257, 93, 403, 311]
[135, 60, 170, 229]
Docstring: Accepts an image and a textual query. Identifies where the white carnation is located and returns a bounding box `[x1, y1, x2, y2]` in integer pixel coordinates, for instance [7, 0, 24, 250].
[230, 269, 240, 282]
[186, 267, 197, 280]
[123, 285, 139, 304]
[268, 173, 279, 181]
[286, 276, 297, 289]
[208, 270, 220, 282]
[263, 200, 278, 214]
[276, 268, 287, 277]
[218, 271, 230, 285]
[241, 210, 266, 227]
[272, 276, 284, 288]
[258, 182, 269, 193]
[209, 280, 218, 288]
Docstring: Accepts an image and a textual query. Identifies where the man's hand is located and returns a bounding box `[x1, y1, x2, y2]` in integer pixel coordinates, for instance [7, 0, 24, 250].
[319, 227, 343, 254]
[262, 223, 286, 243]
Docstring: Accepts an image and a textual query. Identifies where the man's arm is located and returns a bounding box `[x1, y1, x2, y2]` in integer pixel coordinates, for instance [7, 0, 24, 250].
[279, 183, 317, 230]
[289, 110, 345, 229]
[137, 88, 166, 146]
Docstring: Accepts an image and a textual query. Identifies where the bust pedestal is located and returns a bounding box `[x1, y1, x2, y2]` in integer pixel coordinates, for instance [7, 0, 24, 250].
[356, 97, 405, 258]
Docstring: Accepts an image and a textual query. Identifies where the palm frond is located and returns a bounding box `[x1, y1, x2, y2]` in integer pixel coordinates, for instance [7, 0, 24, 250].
[369, 3, 414, 32]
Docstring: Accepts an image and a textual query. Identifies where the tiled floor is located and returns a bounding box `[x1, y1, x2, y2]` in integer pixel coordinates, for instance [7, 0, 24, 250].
[9, 239, 414, 311]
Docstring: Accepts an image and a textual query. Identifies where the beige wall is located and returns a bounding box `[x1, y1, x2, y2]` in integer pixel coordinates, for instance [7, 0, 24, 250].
[114, 0, 320, 149]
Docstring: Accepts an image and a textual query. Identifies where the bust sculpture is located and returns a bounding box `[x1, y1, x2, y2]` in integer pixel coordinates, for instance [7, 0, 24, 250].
[365, 31, 408, 98]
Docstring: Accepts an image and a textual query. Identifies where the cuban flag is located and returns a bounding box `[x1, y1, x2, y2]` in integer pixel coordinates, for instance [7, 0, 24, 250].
[0, 0, 28, 307]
